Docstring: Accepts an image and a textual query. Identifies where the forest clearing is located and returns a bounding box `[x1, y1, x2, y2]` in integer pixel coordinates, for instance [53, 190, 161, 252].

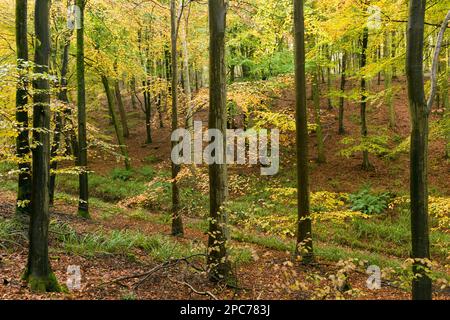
[0, 0, 449, 304]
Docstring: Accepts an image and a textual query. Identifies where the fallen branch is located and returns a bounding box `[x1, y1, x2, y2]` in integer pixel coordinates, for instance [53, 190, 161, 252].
[168, 277, 218, 300]
[99, 253, 206, 288]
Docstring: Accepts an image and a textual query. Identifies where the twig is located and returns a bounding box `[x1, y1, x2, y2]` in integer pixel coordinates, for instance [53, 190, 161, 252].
[100, 254, 206, 288]
[168, 276, 218, 300]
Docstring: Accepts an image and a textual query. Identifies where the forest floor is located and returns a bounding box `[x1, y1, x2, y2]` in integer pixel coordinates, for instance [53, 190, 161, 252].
[0, 76, 449, 300]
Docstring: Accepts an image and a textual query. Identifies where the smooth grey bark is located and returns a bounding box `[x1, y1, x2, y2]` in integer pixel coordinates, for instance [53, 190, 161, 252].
[384, 32, 395, 129]
[50, 34, 71, 206]
[294, 0, 313, 262]
[313, 69, 325, 163]
[406, 0, 431, 301]
[181, 3, 193, 132]
[338, 51, 347, 135]
[130, 77, 138, 110]
[114, 78, 130, 138]
[25, 0, 60, 292]
[207, 0, 233, 282]
[360, 27, 371, 170]
[15, 0, 32, 215]
[101, 75, 131, 170]
[76, 0, 89, 218]
[170, 0, 184, 237]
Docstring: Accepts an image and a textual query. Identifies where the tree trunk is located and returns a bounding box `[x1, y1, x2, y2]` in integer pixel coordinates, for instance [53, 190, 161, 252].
[49, 35, 71, 206]
[360, 27, 371, 170]
[59, 36, 79, 159]
[339, 51, 347, 135]
[76, 0, 89, 218]
[181, 7, 193, 132]
[145, 44, 153, 143]
[385, 32, 395, 129]
[114, 79, 130, 138]
[15, 0, 32, 215]
[158, 59, 165, 128]
[326, 45, 333, 110]
[49, 112, 62, 207]
[130, 77, 138, 110]
[294, 0, 313, 263]
[170, 0, 184, 237]
[377, 45, 382, 85]
[313, 70, 325, 163]
[406, 0, 432, 300]
[207, 0, 233, 283]
[440, 46, 449, 110]
[101, 75, 131, 170]
[24, 0, 60, 292]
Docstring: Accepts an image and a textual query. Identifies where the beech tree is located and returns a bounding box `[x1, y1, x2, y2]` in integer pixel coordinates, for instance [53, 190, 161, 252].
[360, 26, 371, 170]
[207, 0, 233, 282]
[15, 0, 31, 215]
[170, 0, 184, 236]
[24, 0, 60, 292]
[407, 0, 450, 300]
[76, 0, 89, 218]
[294, 0, 313, 262]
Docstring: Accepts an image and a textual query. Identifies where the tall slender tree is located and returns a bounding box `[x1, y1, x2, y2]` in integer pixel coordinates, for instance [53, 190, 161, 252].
[207, 0, 233, 282]
[313, 67, 325, 163]
[50, 33, 71, 206]
[170, 0, 184, 236]
[406, 0, 431, 300]
[384, 32, 395, 129]
[338, 51, 347, 135]
[114, 79, 130, 139]
[360, 26, 371, 170]
[181, 0, 193, 132]
[101, 75, 131, 170]
[294, 0, 313, 262]
[15, 0, 31, 215]
[76, 0, 89, 218]
[407, 1, 450, 300]
[24, 0, 60, 292]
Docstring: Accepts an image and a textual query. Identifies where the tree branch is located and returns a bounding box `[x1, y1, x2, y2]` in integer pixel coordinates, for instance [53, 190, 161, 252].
[427, 10, 450, 113]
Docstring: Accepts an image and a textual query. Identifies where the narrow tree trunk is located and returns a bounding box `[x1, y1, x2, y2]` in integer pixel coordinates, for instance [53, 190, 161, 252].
[49, 112, 62, 206]
[145, 46, 153, 143]
[445, 47, 449, 158]
[24, 0, 60, 292]
[130, 77, 138, 110]
[59, 36, 78, 159]
[158, 60, 165, 128]
[181, 7, 193, 132]
[326, 46, 333, 110]
[406, 0, 432, 300]
[76, 0, 89, 218]
[294, 0, 313, 263]
[207, 0, 233, 282]
[15, 0, 32, 215]
[360, 27, 371, 170]
[101, 75, 131, 170]
[114, 79, 130, 138]
[170, 0, 184, 237]
[392, 31, 398, 78]
[377, 45, 382, 85]
[313, 70, 325, 163]
[339, 52, 347, 135]
[385, 32, 395, 129]
[49, 35, 71, 206]
[440, 46, 449, 110]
